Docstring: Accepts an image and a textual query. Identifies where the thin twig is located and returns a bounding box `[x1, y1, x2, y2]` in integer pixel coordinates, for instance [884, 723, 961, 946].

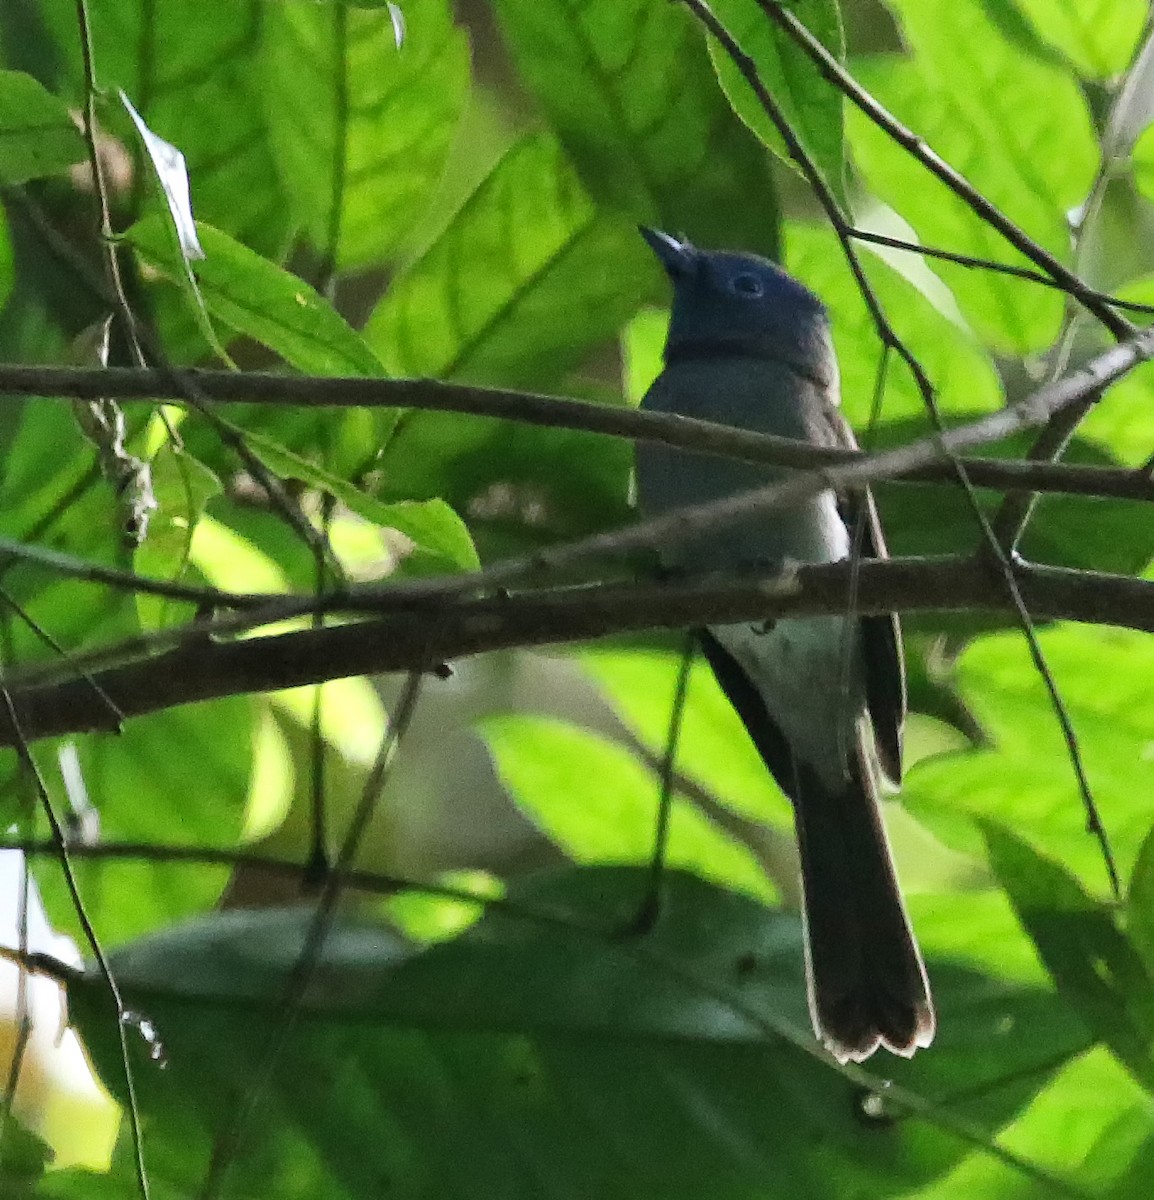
[848, 228, 1154, 314]
[1, 361, 1152, 502]
[636, 633, 695, 931]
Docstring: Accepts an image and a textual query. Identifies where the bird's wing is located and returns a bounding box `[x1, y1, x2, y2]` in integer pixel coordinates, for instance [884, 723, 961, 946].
[828, 413, 906, 787]
[698, 626, 799, 802]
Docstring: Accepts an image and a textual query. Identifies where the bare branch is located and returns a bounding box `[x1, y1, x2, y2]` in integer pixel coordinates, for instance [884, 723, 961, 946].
[0, 362, 1151, 504]
[1, 556, 1151, 748]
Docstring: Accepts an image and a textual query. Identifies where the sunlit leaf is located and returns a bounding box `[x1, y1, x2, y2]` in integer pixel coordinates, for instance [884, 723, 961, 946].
[707, 0, 847, 203]
[852, 0, 1097, 352]
[986, 822, 1154, 1090]
[479, 713, 777, 901]
[128, 217, 387, 377]
[261, 0, 469, 268]
[906, 625, 1154, 886]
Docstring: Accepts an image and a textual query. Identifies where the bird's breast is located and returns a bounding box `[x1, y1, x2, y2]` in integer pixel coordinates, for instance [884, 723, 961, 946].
[636, 357, 848, 572]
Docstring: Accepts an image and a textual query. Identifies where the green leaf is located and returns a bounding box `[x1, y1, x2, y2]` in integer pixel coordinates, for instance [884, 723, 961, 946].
[1078, 276, 1154, 466]
[37, 0, 296, 256]
[127, 217, 387, 377]
[71, 870, 1086, 1199]
[985, 823, 1154, 1090]
[365, 132, 658, 387]
[1009, 0, 1147, 78]
[364, 133, 645, 555]
[0, 203, 12, 311]
[34, 699, 254, 945]
[909, 1045, 1151, 1200]
[1126, 824, 1154, 973]
[706, 0, 847, 203]
[370, 402, 633, 561]
[0, 69, 86, 184]
[479, 713, 776, 902]
[906, 625, 1154, 884]
[261, 0, 469, 268]
[242, 428, 479, 572]
[0, 399, 140, 679]
[851, 0, 1098, 353]
[0, 1120, 51, 1194]
[492, 0, 780, 254]
[578, 646, 791, 831]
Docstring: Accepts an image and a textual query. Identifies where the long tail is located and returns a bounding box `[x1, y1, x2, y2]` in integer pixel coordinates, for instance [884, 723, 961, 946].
[792, 753, 935, 1062]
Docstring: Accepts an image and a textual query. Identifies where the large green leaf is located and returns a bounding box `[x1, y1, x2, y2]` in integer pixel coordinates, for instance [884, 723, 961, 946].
[492, 0, 780, 254]
[66, 869, 1086, 1199]
[786, 222, 1004, 427]
[851, 0, 1098, 353]
[986, 824, 1154, 1091]
[242, 428, 480, 572]
[479, 713, 776, 901]
[707, 0, 847, 203]
[365, 134, 643, 553]
[261, 0, 469, 268]
[366, 132, 657, 387]
[128, 218, 387, 377]
[902, 1045, 1152, 1200]
[0, 69, 85, 184]
[906, 626, 1154, 887]
[1008, 0, 1147, 78]
[38, 0, 295, 256]
[578, 645, 791, 831]
[33, 697, 254, 946]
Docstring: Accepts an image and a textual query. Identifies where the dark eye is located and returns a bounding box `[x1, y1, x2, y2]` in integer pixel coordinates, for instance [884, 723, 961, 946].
[730, 273, 764, 298]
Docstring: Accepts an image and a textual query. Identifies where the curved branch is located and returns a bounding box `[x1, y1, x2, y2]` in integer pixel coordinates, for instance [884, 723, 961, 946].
[3, 556, 1151, 748]
[0, 362, 1152, 504]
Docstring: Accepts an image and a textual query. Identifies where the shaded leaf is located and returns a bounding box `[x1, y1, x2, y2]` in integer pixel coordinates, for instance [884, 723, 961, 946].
[129, 217, 387, 377]
[244, 429, 479, 572]
[985, 822, 1154, 1090]
[0, 69, 85, 184]
[493, 0, 780, 254]
[366, 132, 657, 386]
[1126, 823, 1154, 973]
[38, 0, 296, 257]
[70, 870, 1086, 1199]
[133, 442, 222, 630]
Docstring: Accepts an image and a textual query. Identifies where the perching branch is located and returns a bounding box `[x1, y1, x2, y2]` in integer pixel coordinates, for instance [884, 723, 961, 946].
[2, 556, 1152, 748]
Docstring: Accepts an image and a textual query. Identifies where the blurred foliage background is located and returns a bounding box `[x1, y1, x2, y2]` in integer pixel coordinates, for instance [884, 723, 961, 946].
[0, 0, 1153, 1196]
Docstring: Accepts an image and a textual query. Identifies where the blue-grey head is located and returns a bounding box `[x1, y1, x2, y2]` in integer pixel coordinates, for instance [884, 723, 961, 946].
[640, 228, 837, 389]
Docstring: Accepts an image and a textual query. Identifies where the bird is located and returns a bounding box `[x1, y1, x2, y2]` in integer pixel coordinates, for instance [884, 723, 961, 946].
[634, 227, 935, 1063]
